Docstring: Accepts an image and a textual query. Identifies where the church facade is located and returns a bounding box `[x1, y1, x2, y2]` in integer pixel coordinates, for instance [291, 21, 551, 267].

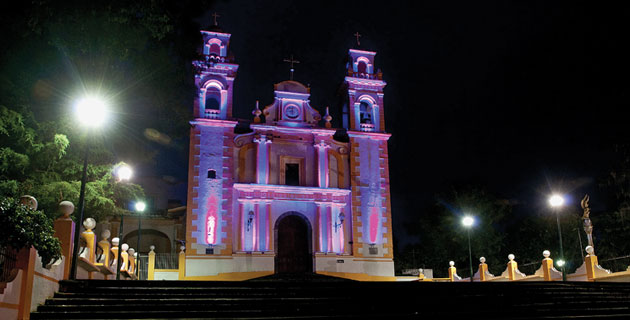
[184, 26, 394, 280]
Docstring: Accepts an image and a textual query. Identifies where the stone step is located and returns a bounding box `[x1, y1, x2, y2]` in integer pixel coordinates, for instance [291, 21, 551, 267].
[37, 301, 350, 312]
[45, 296, 349, 305]
[33, 280, 630, 319]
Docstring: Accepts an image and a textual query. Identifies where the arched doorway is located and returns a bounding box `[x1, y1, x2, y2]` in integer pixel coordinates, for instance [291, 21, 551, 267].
[123, 229, 171, 254]
[274, 212, 312, 273]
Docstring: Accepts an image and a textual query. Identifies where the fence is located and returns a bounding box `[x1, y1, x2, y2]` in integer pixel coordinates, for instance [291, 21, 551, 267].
[155, 253, 179, 270]
[517, 261, 540, 275]
[599, 255, 630, 273]
[0, 247, 17, 283]
[137, 254, 148, 281]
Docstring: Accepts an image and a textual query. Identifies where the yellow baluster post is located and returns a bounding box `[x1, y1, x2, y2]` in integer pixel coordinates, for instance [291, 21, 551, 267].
[80, 218, 97, 263]
[178, 246, 186, 280]
[128, 248, 136, 276]
[148, 245, 156, 280]
[110, 237, 120, 273]
[478, 257, 489, 281]
[97, 230, 111, 266]
[448, 261, 457, 282]
[120, 243, 129, 275]
[507, 254, 517, 280]
[542, 250, 554, 281]
[585, 246, 598, 281]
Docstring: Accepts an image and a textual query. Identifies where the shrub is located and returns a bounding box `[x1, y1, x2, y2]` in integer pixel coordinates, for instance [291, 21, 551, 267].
[0, 197, 62, 266]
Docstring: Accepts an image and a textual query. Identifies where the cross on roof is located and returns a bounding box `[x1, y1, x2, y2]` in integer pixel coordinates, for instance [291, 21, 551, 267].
[283, 55, 300, 80]
[212, 12, 221, 26]
[354, 32, 361, 46]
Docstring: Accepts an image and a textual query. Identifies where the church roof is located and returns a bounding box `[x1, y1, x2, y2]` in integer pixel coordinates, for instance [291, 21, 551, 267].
[274, 80, 309, 94]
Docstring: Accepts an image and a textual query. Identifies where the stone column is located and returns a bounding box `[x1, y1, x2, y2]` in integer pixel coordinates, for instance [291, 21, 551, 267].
[254, 134, 272, 184]
[314, 140, 331, 188]
[315, 203, 324, 252]
[253, 202, 259, 251]
[260, 200, 272, 252]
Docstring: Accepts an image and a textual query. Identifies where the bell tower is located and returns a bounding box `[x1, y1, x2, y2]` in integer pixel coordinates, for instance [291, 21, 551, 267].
[343, 49, 386, 132]
[192, 24, 239, 120]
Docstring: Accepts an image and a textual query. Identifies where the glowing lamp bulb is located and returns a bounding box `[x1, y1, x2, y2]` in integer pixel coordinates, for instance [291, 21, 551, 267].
[135, 201, 146, 212]
[557, 259, 565, 267]
[75, 96, 108, 127]
[116, 165, 133, 181]
[462, 216, 474, 227]
[549, 194, 565, 207]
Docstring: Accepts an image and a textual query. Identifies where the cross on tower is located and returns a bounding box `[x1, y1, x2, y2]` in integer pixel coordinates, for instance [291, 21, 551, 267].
[212, 12, 221, 26]
[354, 32, 361, 46]
[283, 55, 300, 80]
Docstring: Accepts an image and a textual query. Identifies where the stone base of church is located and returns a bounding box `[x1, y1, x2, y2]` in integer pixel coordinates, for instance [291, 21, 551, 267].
[175, 255, 395, 281]
[314, 256, 395, 281]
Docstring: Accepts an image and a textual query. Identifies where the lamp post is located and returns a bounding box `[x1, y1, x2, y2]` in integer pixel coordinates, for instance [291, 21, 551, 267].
[549, 194, 567, 281]
[69, 96, 108, 280]
[134, 201, 146, 279]
[114, 164, 133, 280]
[462, 215, 475, 282]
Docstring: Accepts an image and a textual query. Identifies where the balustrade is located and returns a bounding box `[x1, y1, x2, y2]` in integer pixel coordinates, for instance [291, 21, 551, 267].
[360, 123, 375, 132]
[205, 109, 221, 119]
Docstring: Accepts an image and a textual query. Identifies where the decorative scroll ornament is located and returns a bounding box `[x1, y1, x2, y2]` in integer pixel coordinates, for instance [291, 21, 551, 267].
[233, 132, 255, 147]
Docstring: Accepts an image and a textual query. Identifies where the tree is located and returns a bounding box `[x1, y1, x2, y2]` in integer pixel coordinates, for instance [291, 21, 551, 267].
[406, 186, 511, 278]
[0, 103, 144, 222]
[0, 0, 206, 221]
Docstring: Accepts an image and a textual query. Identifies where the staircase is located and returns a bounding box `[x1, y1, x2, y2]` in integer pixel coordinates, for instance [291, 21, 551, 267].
[31, 275, 630, 319]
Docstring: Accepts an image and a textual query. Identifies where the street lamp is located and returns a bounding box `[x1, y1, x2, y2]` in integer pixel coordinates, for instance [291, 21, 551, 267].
[114, 165, 132, 280]
[69, 96, 108, 280]
[462, 215, 475, 282]
[549, 194, 567, 281]
[115, 164, 133, 182]
[134, 201, 146, 279]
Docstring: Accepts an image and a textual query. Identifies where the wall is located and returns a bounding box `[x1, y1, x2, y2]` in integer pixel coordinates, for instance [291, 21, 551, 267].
[0, 247, 66, 320]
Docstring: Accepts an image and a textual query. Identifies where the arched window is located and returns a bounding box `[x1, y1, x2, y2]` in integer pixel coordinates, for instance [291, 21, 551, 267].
[209, 43, 220, 56]
[357, 61, 367, 74]
[205, 87, 221, 110]
[359, 101, 372, 124]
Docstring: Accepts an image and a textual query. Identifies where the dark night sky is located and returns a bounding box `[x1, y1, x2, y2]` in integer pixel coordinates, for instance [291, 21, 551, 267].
[185, 1, 629, 244]
[4, 1, 627, 246]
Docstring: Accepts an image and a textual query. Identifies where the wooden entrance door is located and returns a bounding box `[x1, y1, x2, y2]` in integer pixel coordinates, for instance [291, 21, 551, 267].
[275, 215, 312, 273]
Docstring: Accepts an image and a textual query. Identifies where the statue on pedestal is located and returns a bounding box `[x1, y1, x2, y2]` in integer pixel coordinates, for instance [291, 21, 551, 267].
[581, 194, 594, 250]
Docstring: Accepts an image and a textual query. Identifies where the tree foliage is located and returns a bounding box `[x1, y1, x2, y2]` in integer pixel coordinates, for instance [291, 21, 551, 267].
[401, 186, 511, 278]
[400, 185, 605, 277]
[0, 197, 62, 266]
[0, 103, 144, 221]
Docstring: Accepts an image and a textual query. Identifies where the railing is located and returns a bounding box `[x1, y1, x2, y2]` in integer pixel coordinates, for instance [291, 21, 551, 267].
[347, 71, 383, 80]
[137, 254, 149, 280]
[205, 109, 220, 119]
[599, 255, 630, 273]
[360, 123, 375, 132]
[517, 261, 540, 275]
[155, 253, 179, 270]
[0, 246, 18, 282]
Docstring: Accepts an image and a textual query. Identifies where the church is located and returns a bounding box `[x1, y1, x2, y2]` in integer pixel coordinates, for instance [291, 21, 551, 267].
[184, 24, 395, 281]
